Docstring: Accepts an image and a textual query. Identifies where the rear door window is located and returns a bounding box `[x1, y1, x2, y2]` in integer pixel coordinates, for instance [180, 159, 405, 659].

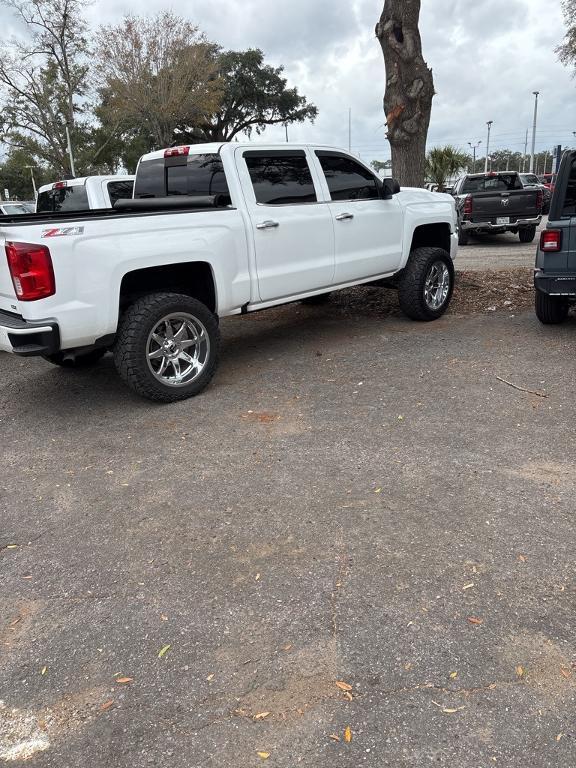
[560, 158, 576, 216]
[244, 151, 317, 205]
[134, 153, 230, 199]
[316, 152, 379, 201]
[107, 180, 134, 206]
[36, 186, 90, 212]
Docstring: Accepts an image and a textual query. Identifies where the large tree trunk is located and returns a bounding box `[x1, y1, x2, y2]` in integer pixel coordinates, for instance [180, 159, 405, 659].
[376, 0, 434, 188]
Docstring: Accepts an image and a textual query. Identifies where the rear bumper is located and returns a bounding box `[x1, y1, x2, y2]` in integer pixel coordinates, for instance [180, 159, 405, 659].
[534, 271, 576, 297]
[462, 215, 541, 232]
[0, 309, 60, 356]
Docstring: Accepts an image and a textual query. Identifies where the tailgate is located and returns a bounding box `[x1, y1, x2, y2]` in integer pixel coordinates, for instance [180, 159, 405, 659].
[472, 190, 540, 220]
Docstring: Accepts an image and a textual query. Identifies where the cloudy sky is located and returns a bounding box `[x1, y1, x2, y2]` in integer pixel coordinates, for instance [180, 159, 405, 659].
[4, 0, 576, 169]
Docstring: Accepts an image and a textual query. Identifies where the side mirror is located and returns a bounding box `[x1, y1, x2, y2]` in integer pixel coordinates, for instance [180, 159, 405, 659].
[380, 177, 401, 199]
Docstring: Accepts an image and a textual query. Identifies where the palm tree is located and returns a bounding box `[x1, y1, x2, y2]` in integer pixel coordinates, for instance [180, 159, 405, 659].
[426, 146, 470, 192]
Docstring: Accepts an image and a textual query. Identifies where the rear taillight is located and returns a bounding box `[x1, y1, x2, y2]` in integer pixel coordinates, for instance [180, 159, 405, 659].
[53, 181, 67, 189]
[540, 230, 562, 252]
[536, 190, 543, 211]
[164, 146, 190, 158]
[463, 195, 473, 215]
[5, 241, 55, 301]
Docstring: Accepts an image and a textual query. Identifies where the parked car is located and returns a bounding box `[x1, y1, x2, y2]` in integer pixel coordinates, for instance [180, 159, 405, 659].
[538, 173, 557, 192]
[0, 202, 34, 215]
[452, 171, 543, 245]
[35, 175, 135, 212]
[519, 172, 551, 214]
[0, 143, 457, 402]
[534, 150, 576, 323]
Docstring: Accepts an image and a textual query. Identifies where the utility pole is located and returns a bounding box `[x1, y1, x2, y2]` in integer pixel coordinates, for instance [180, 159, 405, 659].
[24, 165, 37, 198]
[529, 91, 539, 173]
[484, 121, 493, 173]
[65, 123, 76, 178]
[468, 140, 481, 172]
[523, 129, 528, 171]
[284, 124, 289, 143]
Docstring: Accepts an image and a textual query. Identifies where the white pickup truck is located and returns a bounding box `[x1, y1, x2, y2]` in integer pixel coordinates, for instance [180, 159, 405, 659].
[36, 175, 135, 212]
[0, 143, 457, 402]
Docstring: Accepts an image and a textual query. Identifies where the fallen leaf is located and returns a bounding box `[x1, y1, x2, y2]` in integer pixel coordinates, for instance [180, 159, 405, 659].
[115, 677, 133, 684]
[9, 617, 21, 627]
[281, 644, 292, 652]
[560, 667, 571, 679]
[344, 726, 352, 743]
[6, 544, 18, 549]
[158, 644, 171, 659]
[160, 614, 168, 621]
[256, 752, 270, 760]
[374, 488, 382, 494]
[206, 674, 214, 681]
[344, 691, 353, 701]
[442, 707, 465, 714]
[253, 712, 271, 721]
[329, 734, 340, 742]
[255, 573, 261, 581]
[556, 733, 563, 742]
[462, 583, 474, 590]
[40, 666, 47, 676]
[335, 681, 353, 692]
[467, 617, 483, 625]
[100, 700, 114, 711]
[449, 671, 458, 680]
[517, 554, 527, 562]
[516, 665, 524, 678]
[404, 662, 412, 670]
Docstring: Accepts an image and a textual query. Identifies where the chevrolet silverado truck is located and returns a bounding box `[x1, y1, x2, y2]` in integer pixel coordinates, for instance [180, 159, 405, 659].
[452, 171, 542, 245]
[0, 143, 457, 402]
[534, 150, 576, 323]
[36, 175, 135, 212]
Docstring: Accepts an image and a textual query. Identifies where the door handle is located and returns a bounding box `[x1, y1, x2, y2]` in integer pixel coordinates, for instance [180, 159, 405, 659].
[335, 212, 354, 221]
[256, 220, 280, 230]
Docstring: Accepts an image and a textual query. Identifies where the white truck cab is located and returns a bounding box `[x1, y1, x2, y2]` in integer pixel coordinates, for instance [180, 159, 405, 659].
[0, 143, 457, 402]
[36, 175, 135, 212]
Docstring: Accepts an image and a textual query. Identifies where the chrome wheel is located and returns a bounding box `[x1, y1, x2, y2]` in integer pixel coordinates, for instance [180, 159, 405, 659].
[424, 261, 451, 310]
[146, 312, 210, 387]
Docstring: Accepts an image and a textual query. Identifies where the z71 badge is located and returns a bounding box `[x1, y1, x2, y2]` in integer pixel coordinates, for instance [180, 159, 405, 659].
[42, 226, 84, 238]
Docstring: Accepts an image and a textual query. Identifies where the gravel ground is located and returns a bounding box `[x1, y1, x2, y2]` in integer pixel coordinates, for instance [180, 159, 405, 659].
[1, 283, 575, 767]
[456, 217, 545, 272]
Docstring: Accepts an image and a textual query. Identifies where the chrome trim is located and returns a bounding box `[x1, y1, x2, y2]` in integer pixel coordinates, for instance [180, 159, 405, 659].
[462, 215, 541, 231]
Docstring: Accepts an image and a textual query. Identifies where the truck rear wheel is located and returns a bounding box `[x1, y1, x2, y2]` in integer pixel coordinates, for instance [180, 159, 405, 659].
[519, 226, 536, 243]
[398, 247, 454, 321]
[535, 290, 569, 324]
[114, 292, 220, 403]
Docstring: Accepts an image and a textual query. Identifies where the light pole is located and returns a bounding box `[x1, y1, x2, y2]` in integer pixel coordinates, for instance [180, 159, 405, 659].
[529, 91, 539, 173]
[24, 165, 37, 199]
[484, 121, 493, 173]
[468, 140, 481, 172]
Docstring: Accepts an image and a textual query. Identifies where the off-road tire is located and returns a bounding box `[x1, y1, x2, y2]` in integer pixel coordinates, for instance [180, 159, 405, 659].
[458, 228, 469, 246]
[535, 290, 569, 325]
[114, 292, 220, 403]
[301, 292, 332, 305]
[398, 247, 455, 322]
[519, 226, 536, 244]
[43, 348, 107, 368]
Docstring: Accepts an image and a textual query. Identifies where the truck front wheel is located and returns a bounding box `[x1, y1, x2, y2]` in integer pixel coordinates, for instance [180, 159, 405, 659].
[114, 292, 220, 402]
[535, 290, 569, 324]
[398, 247, 455, 321]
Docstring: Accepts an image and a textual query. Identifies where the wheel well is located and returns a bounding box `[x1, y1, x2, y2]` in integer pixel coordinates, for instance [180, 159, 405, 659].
[119, 263, 216, 314]
[410, 223, 451, 254]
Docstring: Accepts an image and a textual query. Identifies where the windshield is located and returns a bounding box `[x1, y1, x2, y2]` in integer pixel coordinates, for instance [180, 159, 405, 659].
[462, 174, 522, 193]
[36, 185, 90, 212]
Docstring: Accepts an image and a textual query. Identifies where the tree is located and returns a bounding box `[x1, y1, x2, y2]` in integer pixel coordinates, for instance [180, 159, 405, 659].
[425, 146, 469, 191]
[95, 12, 222, 150]
[178, 48, 318, 143]
[0, 148, 55, 198]
[557, 0, 576, 69]
[0, 0, 91, 175]
[375, 0, 434, 187]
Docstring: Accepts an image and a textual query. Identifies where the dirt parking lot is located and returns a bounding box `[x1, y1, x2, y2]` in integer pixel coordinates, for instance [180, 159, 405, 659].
[1, 264, 575, 767]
